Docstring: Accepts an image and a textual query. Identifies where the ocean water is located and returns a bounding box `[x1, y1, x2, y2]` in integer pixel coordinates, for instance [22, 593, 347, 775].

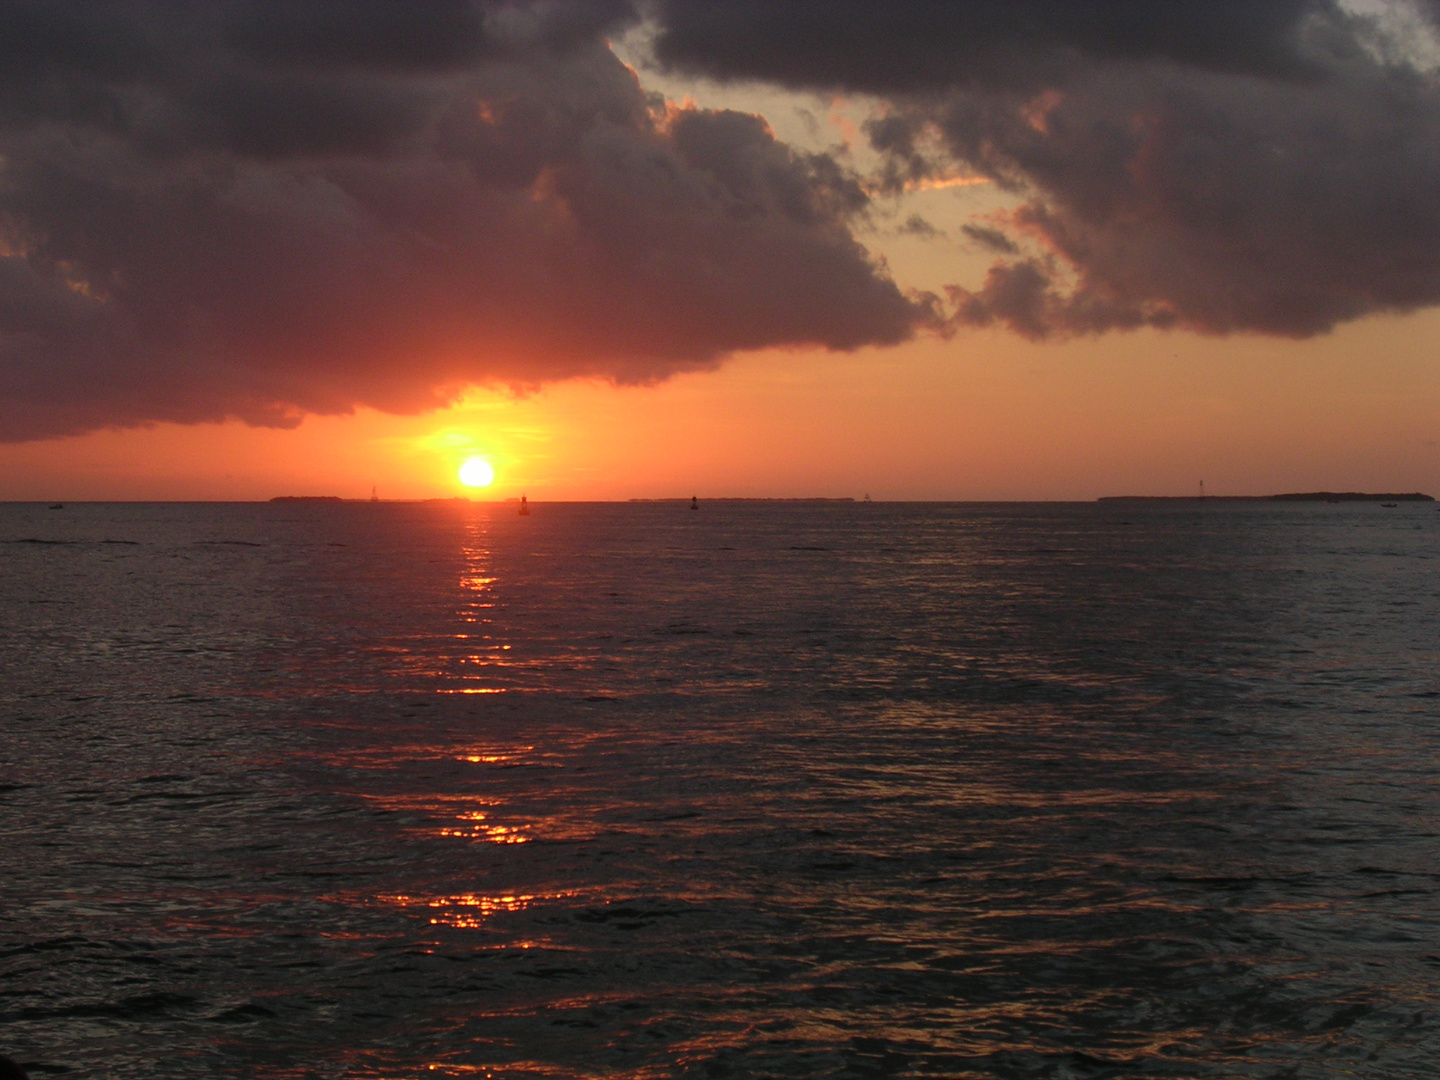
[1, 499, 1437, 1079]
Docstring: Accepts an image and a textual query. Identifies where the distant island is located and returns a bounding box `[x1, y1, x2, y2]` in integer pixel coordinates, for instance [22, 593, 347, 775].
[1099, 492, 1434, 502]
[268, 495, 472, 503]
[1269, 491, 1434, 502]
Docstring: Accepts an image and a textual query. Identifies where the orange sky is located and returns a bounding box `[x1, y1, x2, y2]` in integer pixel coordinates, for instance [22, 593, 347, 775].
[3, 56, 1437, 502]
[4, 305, 1436, 502]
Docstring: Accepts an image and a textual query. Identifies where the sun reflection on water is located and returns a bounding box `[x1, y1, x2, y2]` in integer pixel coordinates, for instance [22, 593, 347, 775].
[351, 790, 535, 844]
[458, 746, 533, 764]
[436, 811, 532, 844]
[380, 891, 577, 929]
[448, 513, 514, 691]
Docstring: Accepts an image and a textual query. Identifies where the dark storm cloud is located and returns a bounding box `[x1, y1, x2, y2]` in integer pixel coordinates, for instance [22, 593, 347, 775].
[649, 0, 1325, 91]
[0, 1, 928, 441]
[648, 0, 1440, 340]
[936, 54, 1440, 339]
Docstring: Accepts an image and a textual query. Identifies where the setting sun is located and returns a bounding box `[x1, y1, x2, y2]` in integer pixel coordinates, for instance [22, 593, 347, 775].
[458, 456, 494, 487]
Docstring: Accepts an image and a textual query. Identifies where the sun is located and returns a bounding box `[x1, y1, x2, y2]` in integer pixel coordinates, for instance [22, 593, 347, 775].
[458, 456, 495, 487]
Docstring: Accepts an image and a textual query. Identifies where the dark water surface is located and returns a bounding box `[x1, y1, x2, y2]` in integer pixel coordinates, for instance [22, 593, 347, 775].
[1, 500, 1437, 1079]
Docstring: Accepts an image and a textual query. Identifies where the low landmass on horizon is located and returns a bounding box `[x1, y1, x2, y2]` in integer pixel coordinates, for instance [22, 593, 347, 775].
[1099, 492, 1435, 503]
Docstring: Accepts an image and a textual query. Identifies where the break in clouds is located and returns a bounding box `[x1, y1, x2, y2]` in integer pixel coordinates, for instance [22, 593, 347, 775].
[652, 0, 1440, 340]
[2, 1, 1439, 440]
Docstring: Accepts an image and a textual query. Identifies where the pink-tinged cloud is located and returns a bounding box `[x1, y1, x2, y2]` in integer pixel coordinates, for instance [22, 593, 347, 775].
[0, 1, 932, 441]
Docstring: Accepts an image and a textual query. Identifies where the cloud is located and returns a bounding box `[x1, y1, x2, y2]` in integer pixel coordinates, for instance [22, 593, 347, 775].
[959, 224, 1019, 255]
[898, 214, 943, 239]
[649, 0, 1326, 91]
[0, 1, 931, 441]
[12, 2, 1439, 442]
[648, 0, 1440, 340]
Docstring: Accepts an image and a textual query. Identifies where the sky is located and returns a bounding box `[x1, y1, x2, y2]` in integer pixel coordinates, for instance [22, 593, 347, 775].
[1, 0, 1438, 501]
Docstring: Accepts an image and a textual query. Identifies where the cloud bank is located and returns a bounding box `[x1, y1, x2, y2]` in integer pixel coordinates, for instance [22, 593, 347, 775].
[0, 1, 927, 440]
[6, 1, 1440, 440]
[651, 0, 1440, 339]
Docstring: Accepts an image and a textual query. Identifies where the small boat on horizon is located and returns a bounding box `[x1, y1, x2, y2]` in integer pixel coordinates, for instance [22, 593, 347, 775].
[519, 495, 530, 516]
[48, 503, 63, 510]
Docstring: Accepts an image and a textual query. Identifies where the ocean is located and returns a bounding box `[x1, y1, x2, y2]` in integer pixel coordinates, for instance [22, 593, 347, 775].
[1, 499, 1436, 1079]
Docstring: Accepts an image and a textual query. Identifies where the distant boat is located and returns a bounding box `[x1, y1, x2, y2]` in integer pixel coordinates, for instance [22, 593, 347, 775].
[371, 485, 379, 503]
[48, 503, 63, 510]
[1382, 502, 1397, 508]
[519, 495, 530, 516]
[690, 495, 698, 510]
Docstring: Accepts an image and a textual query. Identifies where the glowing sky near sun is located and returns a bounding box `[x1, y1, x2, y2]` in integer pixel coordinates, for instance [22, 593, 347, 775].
[5, 309, 1436, 502]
